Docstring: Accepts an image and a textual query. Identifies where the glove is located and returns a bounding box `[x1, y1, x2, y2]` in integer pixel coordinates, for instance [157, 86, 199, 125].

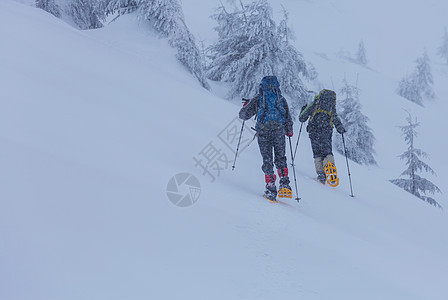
[337, 126, 346, 134]
[242, 98, 250, 107]
[286, 131, 293, 137]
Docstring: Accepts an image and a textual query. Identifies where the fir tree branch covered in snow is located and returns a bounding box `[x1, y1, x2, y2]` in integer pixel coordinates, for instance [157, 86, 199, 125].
[67, 0, 104, 30]
[37, 0, 105, 29]
[105, 0, 138, 16]
[36, 0, 61, 18]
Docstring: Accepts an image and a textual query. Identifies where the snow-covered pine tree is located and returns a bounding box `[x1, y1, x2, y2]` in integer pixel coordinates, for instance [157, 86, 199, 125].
[414, 50, 435, 100]
[105, 0, 209, 89]
[390, 113, 441, 208]
[334, 77, 376, 165]
[397, 75, 422, 106]
[207, 0, 316, 114]
[437, 27, 448, 65]
[207, 0, 276, 97]
[356, 40, 367, 66]
[397, 50, 435, 106]
[36, 0, 61, 18]
[67, 0, 104, 30]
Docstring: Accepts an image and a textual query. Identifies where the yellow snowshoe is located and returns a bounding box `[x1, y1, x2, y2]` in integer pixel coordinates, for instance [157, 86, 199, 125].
[278, 187, 293, 198]
[324, 161, 339, 187]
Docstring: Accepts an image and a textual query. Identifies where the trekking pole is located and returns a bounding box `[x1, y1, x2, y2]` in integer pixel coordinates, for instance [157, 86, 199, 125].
[232, 120, 245, 171]
[293, 122, 304, 161]
[342, 133, 354, 197]
[288, 136, 301, 201]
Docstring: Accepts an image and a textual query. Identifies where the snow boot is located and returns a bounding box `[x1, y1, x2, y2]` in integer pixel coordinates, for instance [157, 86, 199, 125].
[317, 171, 326, 184]
[263, 174, 277, 202]
[277, 167, 292, 198]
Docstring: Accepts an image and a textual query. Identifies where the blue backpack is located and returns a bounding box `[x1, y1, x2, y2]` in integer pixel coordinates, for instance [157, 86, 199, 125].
[256, 76, 286, 130]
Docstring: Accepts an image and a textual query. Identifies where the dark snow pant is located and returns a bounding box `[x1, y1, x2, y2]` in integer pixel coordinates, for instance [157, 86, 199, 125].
[309, 130, 333, 159]
[257, 127, 287, 176]
[309, 130, 335, 176]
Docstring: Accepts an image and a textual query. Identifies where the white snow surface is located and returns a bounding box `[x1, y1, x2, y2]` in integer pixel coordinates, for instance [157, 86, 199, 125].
[1, 0, 448, 299]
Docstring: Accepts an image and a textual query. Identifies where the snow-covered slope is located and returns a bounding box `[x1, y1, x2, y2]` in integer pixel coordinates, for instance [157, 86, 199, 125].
[1, 1, 448, 299]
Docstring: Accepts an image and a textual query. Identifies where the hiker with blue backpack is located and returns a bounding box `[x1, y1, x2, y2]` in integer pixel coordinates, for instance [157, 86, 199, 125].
[239, 76, 294, 202]
[299, 89, 346, 186]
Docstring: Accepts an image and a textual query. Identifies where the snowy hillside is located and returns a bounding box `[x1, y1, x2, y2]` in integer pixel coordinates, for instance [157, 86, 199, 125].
[1, 1, 448, 300]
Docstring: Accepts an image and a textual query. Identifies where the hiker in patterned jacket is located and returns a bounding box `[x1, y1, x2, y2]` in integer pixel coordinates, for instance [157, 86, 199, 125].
[239, 76, 293, 201]
[299, 89, 346, 184]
